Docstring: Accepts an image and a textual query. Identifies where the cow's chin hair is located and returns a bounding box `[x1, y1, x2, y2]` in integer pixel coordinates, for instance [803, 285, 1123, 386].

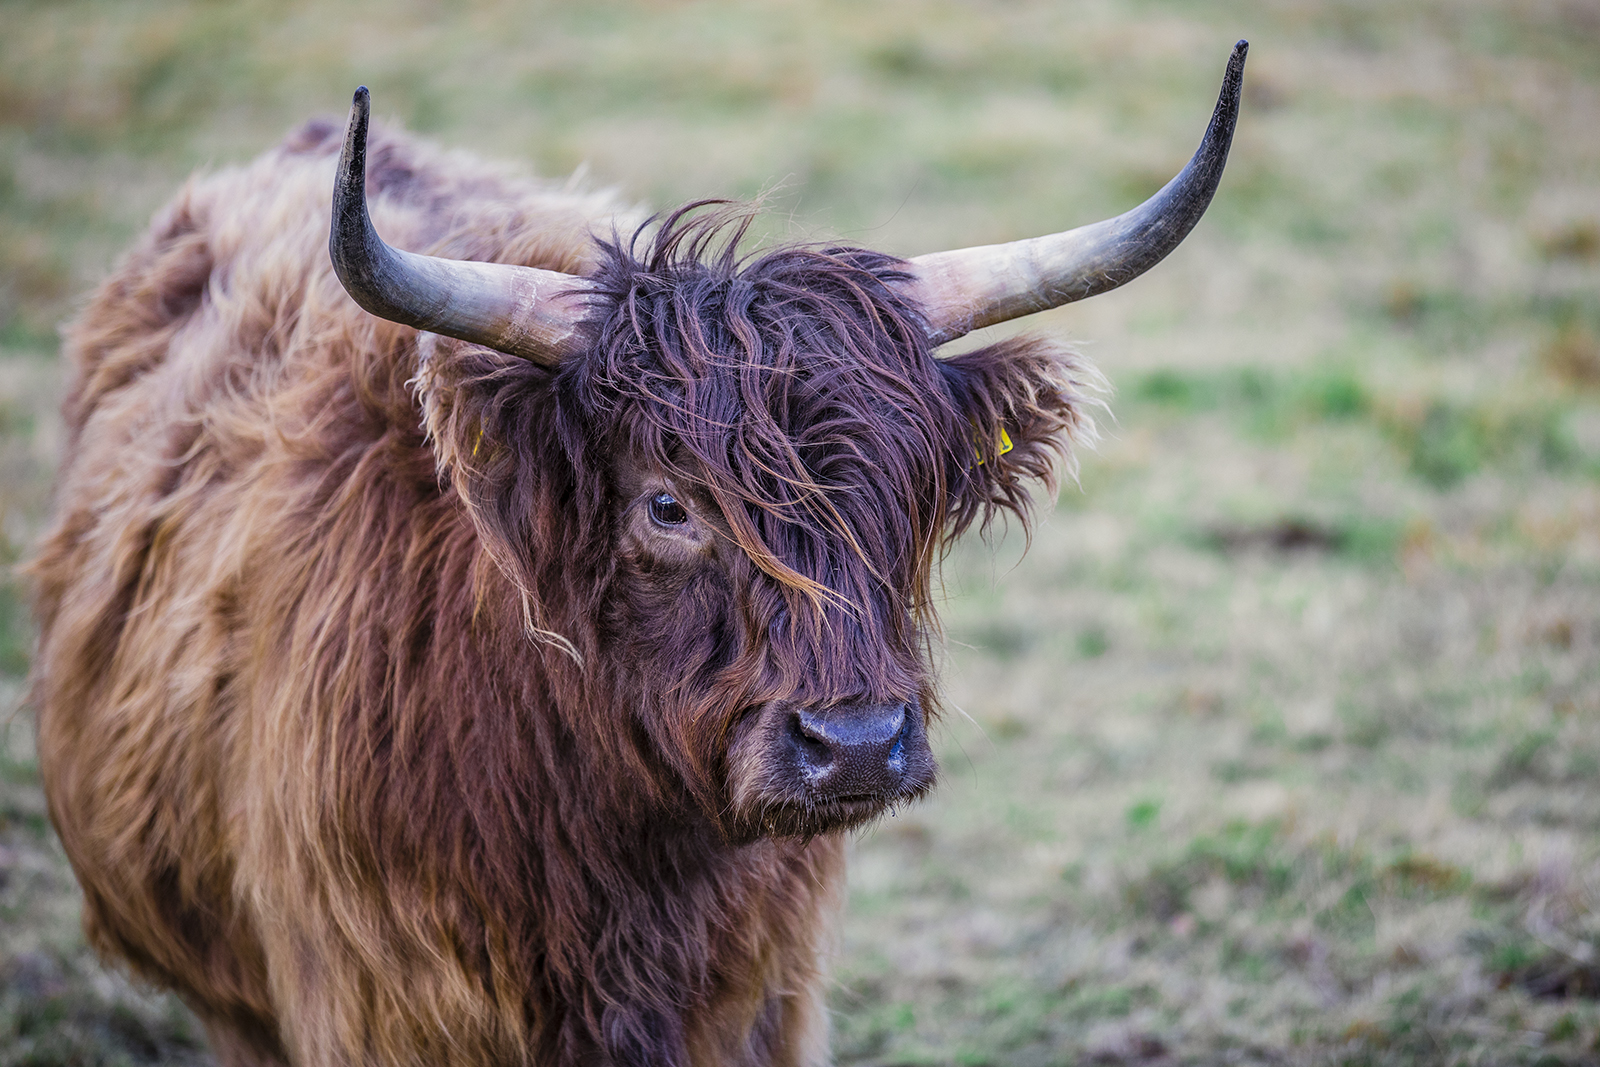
[724, 783, 934, 844]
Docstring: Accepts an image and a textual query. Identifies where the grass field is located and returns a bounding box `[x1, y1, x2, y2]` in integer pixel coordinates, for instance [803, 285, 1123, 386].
[3, 1, 1600, 1063]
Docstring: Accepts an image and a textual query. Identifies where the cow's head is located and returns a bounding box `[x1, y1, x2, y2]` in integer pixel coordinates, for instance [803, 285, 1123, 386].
[330, 43, 1245, 841]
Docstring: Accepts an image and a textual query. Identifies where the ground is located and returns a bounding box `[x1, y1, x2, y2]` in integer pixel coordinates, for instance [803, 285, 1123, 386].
[2, 1, 1599, 1064]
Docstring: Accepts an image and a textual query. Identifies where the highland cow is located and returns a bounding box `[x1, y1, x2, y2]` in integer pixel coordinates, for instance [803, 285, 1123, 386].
[30, 43, 1245, 1067]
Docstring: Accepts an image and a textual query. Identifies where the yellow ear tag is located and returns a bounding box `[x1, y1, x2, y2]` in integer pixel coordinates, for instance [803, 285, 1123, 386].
[973, 426, 1014, 467]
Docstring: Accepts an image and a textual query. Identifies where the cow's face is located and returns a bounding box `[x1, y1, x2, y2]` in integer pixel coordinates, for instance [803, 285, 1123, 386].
[605, 450, 936, 839]
[559, 210, 1099, 840]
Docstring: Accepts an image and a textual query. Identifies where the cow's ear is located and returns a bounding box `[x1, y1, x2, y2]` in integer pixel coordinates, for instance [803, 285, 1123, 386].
[938, 336, 1103, 538]
[414, 333, 564, 572]
[415, 334, 594, 654]
[415, 333, 538, 480]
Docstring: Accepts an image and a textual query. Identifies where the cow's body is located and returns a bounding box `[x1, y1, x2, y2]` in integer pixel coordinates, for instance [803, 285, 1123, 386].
[31, 120, 853, 1066]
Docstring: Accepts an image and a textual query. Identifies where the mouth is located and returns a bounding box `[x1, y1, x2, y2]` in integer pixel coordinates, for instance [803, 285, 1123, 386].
[739, 787, 932, 841]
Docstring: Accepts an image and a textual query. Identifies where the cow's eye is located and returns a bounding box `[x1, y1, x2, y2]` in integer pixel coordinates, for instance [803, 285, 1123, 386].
[648, 492, 689, 527]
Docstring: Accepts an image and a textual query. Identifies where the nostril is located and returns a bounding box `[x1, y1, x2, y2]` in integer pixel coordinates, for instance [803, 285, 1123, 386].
[789, 712, 833, 769]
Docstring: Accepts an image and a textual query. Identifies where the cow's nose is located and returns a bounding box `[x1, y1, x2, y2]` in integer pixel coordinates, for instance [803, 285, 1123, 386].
[789, 702, 919, 800]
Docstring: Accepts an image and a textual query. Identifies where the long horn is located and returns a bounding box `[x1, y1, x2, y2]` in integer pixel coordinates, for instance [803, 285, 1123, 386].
[330, 87, 594, 366]
[906, 40, 1248, 346]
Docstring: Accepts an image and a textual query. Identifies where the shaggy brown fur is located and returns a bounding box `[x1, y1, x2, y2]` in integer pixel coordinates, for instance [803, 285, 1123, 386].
[29, 116, 1098, 1067]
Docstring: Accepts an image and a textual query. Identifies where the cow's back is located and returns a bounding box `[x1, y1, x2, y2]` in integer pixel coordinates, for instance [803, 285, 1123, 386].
[28, 117, 628, 1060]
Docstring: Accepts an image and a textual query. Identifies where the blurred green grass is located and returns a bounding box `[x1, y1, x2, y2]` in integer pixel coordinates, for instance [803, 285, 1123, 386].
[3, 0, 1600, 1064]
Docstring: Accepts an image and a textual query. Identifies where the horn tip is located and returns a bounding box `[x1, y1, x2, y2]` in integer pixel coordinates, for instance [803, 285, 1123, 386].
[1223, 40, 1248, 98]
[352, 85, 370, 111]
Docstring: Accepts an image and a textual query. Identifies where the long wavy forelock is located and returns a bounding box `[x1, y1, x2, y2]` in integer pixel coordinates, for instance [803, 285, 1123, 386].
[577, 202, 1100, 642]
[580, 204, 937, 617]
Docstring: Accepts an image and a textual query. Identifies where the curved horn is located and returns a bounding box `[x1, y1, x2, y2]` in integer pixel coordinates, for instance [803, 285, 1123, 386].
[906, 40, 1248, 346]
[330, 87, 594, 366]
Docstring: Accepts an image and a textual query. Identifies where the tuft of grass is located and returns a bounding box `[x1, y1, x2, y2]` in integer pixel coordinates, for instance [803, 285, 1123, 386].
[1403, 401, 1492, 487]
[1130, 364, 1369, 439]
[1381, 853, 1469, 897]
[1544, 323, 1600, 390]
[0, 582, 32, 679]
[0, 954, 209, 1067]
[1490, 728, 1560, 787]
[1539, 219, 1600, 262]
[1124, 797, 1161, 831]
[1074, 624, 1110, 659]
[1126, 821, 1296, 920]
[1477, 932, 1600, 1002]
